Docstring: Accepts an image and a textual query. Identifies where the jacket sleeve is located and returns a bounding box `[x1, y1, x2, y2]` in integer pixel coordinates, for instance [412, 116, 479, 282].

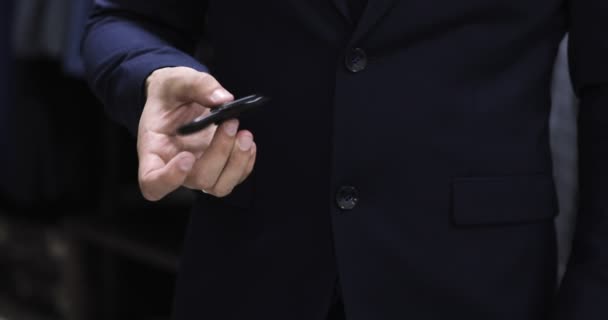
[556, 1, 608, 318]
[81, 0, 209, 135]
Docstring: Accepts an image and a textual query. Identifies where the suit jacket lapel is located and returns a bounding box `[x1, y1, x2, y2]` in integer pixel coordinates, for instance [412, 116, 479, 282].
[331, 0, 353, 25]
[351, 0, 398, 43]
[287, 0, 396, 45]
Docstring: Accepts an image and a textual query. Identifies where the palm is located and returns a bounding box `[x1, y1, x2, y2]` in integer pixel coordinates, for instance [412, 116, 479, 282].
[139, 102, 217, 176]
[150, 103, 217, 159]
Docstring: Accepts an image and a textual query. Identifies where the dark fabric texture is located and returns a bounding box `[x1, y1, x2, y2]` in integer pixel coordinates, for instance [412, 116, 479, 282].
[82, 1, 607, 319]
[327, 299, 346, 320]
[347, 0, 367, 21]
[0, 1, 14, 197]
[62, 0, 95, 77]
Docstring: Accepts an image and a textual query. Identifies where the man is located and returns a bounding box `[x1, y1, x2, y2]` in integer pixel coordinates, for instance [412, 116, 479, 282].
[82, 1, 608, 319]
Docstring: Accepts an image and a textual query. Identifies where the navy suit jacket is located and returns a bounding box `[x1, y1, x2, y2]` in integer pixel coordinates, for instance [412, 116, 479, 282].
[82, 1, 608, 319]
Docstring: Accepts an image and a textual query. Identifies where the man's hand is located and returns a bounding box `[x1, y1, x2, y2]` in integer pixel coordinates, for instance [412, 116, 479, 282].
[137, 67, 257, 201]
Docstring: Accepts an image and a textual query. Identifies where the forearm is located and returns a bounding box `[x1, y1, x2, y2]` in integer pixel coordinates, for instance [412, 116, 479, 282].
[81, 2, 208, 135]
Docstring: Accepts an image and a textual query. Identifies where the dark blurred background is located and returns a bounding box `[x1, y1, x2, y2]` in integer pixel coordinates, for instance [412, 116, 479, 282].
[0, 1, 579, 320]
[0, 1, 194, 319]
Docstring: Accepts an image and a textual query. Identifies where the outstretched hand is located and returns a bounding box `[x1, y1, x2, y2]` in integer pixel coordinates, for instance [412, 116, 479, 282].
[137, 67, 257, 201]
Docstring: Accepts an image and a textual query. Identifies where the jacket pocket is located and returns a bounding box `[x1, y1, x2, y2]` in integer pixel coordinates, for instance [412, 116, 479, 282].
[451, 174, 558, 226]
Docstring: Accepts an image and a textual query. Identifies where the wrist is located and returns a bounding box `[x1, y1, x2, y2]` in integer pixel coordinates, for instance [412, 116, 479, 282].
[146, 67, 173, 97]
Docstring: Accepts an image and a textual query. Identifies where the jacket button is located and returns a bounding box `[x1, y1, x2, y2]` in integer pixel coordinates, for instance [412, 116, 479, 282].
[344, 48, 367, 73]
[336, 186, 359, 210]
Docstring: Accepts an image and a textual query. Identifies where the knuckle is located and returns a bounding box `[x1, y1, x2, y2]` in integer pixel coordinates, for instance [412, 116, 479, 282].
[139, 184, 160, 202]
[221, 140, 237, 155]
[189, 73, 214, 92]
[241, 170, 253, 180]
[144, 193, 161, 202]
[239, 173, 252, 185]
[213, 186, 234, 198]
[210, 138, 235, 157]
[163, 69, 183, 87]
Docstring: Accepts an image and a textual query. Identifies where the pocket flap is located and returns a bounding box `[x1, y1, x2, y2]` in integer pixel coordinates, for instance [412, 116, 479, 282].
[452, 174, 558, 226]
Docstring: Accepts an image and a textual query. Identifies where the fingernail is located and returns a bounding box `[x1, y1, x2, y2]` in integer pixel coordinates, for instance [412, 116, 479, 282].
[223, 119, 239, 136]
[179, 157, 195, 172]
[210, 88, 231, 103]
[238, 134, 253, 151]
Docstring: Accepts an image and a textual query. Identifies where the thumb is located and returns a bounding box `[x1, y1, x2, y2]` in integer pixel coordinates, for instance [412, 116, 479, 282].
[157, 67, 234, 107]
[183, 73, 234, 107]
